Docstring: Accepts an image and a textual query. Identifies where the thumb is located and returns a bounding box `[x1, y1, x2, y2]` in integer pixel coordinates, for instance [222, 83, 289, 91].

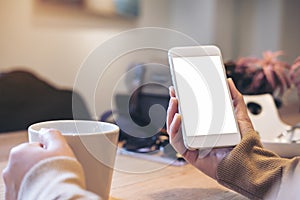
[226, 79, 255, 137]
[227, 78, 240, 101]
[39, 128, 69, 151]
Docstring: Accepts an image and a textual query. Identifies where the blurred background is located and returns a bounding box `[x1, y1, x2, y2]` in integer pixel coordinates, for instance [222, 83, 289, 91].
[1, 0, 299, 120]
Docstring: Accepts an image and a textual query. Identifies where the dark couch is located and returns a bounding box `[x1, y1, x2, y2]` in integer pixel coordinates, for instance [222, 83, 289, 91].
[0, 70, 91, 133]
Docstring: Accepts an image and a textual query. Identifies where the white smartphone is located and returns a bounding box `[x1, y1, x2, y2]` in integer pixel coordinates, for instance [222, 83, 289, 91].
[168, 45, 241, 150]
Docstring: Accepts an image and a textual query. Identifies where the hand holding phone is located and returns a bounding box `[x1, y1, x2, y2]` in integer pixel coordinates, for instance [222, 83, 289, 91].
[168, 45, 241, 150]
[166, 79, 247, 180]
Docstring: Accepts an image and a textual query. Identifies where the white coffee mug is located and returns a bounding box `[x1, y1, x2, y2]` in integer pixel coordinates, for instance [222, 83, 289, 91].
[28, 120, 119, 200]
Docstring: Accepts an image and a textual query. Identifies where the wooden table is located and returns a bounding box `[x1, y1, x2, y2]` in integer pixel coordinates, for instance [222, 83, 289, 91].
[0, 131, 247, 200]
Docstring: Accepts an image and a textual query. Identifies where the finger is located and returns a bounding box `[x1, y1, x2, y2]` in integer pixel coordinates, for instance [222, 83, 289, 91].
[169, 116, 188, 156]
[169, 86, 176, 97]
[167, 97, 178, 133]
[169, 113, 182, 139]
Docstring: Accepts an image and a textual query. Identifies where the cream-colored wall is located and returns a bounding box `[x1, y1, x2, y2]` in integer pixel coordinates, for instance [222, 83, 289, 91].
[0, 0, 299, 119]
[0, 0, 136, 88]
[0, 0, 138, 118]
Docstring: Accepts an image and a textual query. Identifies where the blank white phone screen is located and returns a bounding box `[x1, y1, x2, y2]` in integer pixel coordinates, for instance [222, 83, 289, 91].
[172, 56, 238, 136]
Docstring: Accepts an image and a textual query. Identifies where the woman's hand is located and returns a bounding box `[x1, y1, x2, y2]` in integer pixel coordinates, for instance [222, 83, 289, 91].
[2, 129, 75, 200]
[166, 78, 254, 179]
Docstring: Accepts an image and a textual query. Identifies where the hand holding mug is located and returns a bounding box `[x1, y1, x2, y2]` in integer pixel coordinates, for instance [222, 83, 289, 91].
[2, 129, 75, 200]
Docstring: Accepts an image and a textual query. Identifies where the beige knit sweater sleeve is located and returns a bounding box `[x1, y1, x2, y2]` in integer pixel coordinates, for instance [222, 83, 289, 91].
[217, 130, 300, 200]
[18, 156, 101, 200]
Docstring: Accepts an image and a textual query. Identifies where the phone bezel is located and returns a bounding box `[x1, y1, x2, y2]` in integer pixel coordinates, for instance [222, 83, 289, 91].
[168, 45, 241, 150]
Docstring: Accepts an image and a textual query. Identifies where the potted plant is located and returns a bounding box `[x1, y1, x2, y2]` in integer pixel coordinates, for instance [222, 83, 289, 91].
[225, 51, 300, 109]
